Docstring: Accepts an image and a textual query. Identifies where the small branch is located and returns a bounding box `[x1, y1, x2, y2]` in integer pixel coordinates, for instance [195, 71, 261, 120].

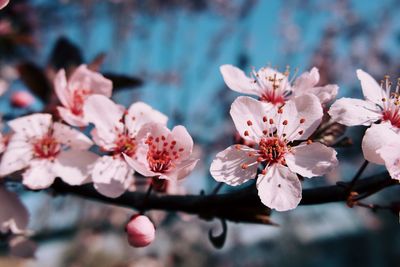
[44, 172, 399, 225]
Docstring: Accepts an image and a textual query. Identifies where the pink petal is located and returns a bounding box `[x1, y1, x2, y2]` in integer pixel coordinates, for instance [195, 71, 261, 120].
[163, 158, 198, 181]
[276, 94, 323, 141]
[52, 122, 93, 149]
[0, 134, 32, 176]
[84, 95, 124, 145]
[91, 156, 132, 185]
[0, 0, 9, 10]
[8, 113, 52, 139]
[126, 215, 155, 247]
[356, 69, 385, 105]
[22, 160, 56, 189]
[230, 96, 273, 143]
[377, 143, 400, 180]
[285, 142, 338, 178]
[293, 67, 319, 91]
[94, 174, 134, 198]
[220, 64, 261, 96]
[53, 150, 98, 185]
[123, 153, 157, 177]
[125, 101, 168, 137]
[309, 84, 339, 104]
[69, 65, 112, 97]
[329, 98, 381, 126]
[362, 123, 399, 164]
[210, 145, 258, 186]
[256, 164, 302, 211]
[54, 69, 71, 108]
[57, 106, 87, 127]
[169, 125, 194, 160]
[0, 185, 29, 234]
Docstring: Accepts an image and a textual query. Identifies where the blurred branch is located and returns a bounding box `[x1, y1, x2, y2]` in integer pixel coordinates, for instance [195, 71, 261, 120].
[44, 172, 399, 225]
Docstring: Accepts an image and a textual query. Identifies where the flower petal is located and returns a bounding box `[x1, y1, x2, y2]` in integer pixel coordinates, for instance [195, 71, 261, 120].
[91, 156, 131, 185]
[125, 102, 168, 137]
[57, 106, 87, 127]
[69, 65, 112, 97]
[22, 160, 56, 190]
[256, 164, 301, 211]
[54, 69, 71, 108]
[377, 143, 400, 180]
[285, 142, 338, 178]
[94, 175, 134, 199]
[293, 67, 319, 91]
[169, 125, 194, 160]
[163, 158, 199, 181]
[123, 153, 157, 177]
[362, 123, 399, 164]
[84, 95, 124, 146]
[329, 98, 381, 126]
[230, 96, 274, 142]
[8, 113, 52, 139]
[52, 122, 93, 150]
[220, 64, 261, 96]
[53, 150, 98, 185]
[0, 134, 32, 176]
[210, 145, 258, 186]
[0, 186, 29, 234]
[357, 69, 385, 105]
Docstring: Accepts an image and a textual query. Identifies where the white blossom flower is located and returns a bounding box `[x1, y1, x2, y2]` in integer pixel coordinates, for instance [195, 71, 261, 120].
[362, 123, 400, 180]
[329, 69, 400, 129]
[0, 113, 97, 189]
[210, 96, 338, 211]
[54, 65, 112, 127]
[220, 64, 338, 105]
[83, 95, 168, 198]
[124, 122, 199, 181]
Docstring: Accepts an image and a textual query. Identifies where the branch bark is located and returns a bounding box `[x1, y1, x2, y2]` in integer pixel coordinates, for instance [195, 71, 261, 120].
[49, 172, 398, 224]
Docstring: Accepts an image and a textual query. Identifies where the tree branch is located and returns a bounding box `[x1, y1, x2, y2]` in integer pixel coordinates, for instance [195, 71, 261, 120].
[48, 172, 398, 225]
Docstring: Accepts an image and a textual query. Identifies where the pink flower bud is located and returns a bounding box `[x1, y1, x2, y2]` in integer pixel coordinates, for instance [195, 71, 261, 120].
[11, 91, 35, 108]
[126, 214, 155, 248]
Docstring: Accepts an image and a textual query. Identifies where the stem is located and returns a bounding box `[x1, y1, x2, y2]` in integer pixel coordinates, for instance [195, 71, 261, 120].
[347, 160, 369, 195]
[139, 183, 153, 214]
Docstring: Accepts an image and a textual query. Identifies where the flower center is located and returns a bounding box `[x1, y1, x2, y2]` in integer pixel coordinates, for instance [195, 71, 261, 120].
[71, 88, 91, 116]
[145, 135, 185, 173]
[258, 137, 287, 164]
[33, 135, 60, 159]
[113, 134, 137, 157]
[252, 67, 290, 105]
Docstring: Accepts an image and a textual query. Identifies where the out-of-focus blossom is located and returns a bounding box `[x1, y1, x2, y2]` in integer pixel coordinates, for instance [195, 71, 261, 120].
[0, 185, 29, 235]
[220, 64, 338, 106]
[11, 90, 35, 108]
[0, 0, 9, 10]
[83, 95, 168, 198]
[126, 214, 155, 248]
[0, 79, 8, 96]
[54, 65, 112, 127]
[124, 122, 198, 181]
[329, 69, 400, 130]
[210, 96, 338, 211]
[362, 123, 400, 180]
[0, 114, 97, 189]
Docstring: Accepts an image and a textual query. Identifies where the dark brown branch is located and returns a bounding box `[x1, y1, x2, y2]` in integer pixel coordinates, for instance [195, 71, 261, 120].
[46, 171, 399, 225]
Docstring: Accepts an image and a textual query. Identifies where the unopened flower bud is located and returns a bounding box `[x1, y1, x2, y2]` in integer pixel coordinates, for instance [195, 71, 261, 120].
[125, 214, 155, 248]
[11, 91, 35, 108]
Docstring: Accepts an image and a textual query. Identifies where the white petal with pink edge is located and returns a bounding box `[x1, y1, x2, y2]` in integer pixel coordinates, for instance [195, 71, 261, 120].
[256, 164, 302, 211]
[8, 113, 52, 139]
[22, 160, 56, 190]
[329, 98, 381, 126]
[362, 123, 399, 164]
[220, 65, 261, 96]
[68, 65, 112, 97]
[230, 96, 273, 143]
[210, 145, 258, 186]
[285, 142, 338, 178]
[356, 69, 385, 106]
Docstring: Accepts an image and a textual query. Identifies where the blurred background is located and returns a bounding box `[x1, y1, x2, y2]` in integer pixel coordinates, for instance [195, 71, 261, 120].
[1, 0, 400, 266]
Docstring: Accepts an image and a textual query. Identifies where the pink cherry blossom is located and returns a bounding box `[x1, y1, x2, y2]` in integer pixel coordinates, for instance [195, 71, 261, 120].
[54, 65, 112, 127]
[220, 64, 338, 106]
[126, 214, 155, 247]
[0, 0, 9, 10]
[329, 69, 400, 129]
[362, 123, 400, 180]
[83, 95, 168, 198]
[210, 96, 338, 211]
[124, 122, 199, 181]
[0, 185, 29, 235]
[0, 114, 97, 189]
